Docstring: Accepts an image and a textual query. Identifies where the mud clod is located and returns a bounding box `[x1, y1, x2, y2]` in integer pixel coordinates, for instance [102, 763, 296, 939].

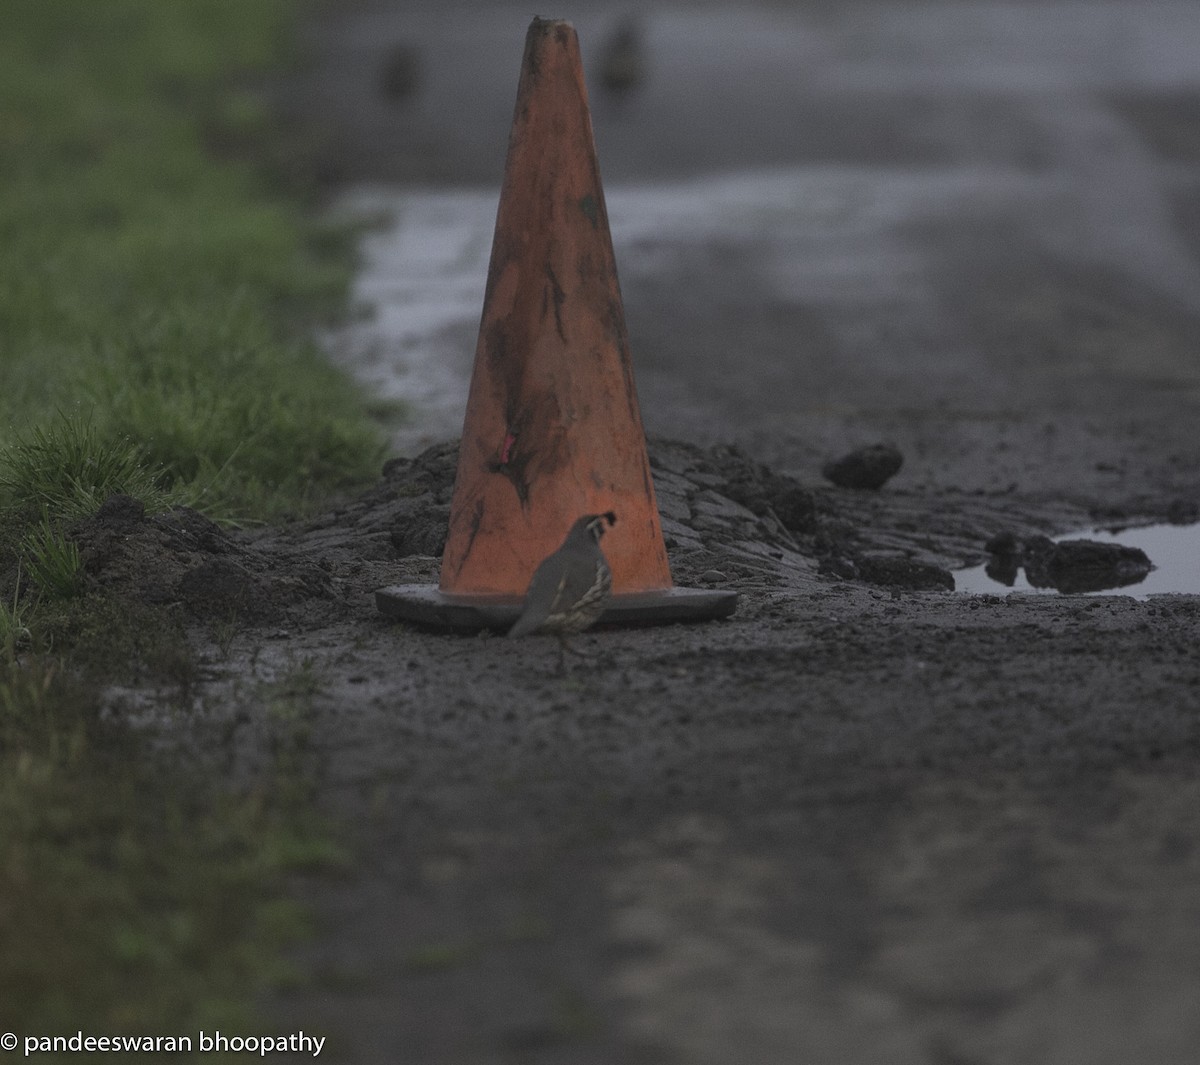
[854, 554, 955, 591]
[1023, 537, 1154, 594]
[984, 531, 1155, 594]
[822, 443, 904, 490]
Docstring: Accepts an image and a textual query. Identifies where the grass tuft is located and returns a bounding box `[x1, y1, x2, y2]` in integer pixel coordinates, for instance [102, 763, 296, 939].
[22, 516, 84, 600]
[0, 413, 171, 524]
[0, 572, 33, 664]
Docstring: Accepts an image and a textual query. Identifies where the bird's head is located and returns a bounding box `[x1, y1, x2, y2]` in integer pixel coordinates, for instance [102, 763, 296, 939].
[583, 511, 617, 543]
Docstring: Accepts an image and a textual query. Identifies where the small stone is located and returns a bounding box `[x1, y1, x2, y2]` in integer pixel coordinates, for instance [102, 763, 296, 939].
[769, 480, 818, 534]
[855, 555, 954, 592]
[985, 555, 1020, 587]
[818, 556, 859, 581]
[985, 530, 1020, 556]
[822, 443, 904, 490]
[699, 569, 728, 584]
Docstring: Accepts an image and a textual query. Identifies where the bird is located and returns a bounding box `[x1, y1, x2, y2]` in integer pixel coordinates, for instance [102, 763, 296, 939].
[508, 511, 617, 668]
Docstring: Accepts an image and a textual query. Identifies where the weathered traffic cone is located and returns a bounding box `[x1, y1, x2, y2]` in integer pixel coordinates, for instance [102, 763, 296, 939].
[376, 17, 736, 631]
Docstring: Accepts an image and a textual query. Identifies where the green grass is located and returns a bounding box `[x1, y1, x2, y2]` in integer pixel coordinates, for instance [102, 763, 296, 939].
[0, 414, 173, 522]
[0, 573, 33, 661]
[0, 0, 382, 1047]
[21, 516, 84, 599]
[0, 0, 382, 523]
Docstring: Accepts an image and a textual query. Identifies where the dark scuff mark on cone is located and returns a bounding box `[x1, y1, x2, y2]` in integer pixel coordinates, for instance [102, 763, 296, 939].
[604, 297, 628, 351]
[500, 459, 531, 507]
[478, 327, 534, 507]
[544, 264, 567, 344]
[445, 495, 487, 579]
[486, 326, 517, 389]
[490, 438, 531, 508]
[524, 20, 547, 80]
[606, 297, 641, 402]
[576, 249, 607, 287]
[485, 394, 532, 507]
[551, 21, 573, 49]
[493, 391, 574, 511]
[461, 496, 486, 566]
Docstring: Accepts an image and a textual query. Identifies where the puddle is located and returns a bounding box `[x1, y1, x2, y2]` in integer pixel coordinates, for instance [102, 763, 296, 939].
[328, 166, 1052, 455]
[956, 523, 1200, 598]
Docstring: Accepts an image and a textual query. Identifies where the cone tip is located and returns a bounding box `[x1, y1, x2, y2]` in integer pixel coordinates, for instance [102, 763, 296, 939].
[529, 15, 575, 37]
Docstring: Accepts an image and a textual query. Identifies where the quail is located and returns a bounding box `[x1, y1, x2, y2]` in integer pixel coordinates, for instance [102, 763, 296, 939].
[509, 511, 617, 666]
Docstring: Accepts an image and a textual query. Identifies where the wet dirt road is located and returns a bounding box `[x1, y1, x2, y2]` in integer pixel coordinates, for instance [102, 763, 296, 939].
[250, 1, 1200, 1060]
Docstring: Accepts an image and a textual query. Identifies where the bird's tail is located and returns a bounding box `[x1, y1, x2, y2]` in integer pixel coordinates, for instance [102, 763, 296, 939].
[508, 611, 542, 639]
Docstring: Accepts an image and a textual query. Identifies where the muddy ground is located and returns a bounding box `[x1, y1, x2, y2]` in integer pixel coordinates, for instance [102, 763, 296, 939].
[94, 432, 1200, 1062]
[112, 0, 1200, 1060]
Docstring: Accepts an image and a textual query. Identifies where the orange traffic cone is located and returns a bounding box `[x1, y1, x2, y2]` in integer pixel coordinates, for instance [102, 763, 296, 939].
[377, 17, 736, 631]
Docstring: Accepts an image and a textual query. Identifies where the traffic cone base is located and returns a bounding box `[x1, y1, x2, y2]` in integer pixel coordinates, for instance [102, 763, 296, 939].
[376, 17, 737, 631]
[376, 585, 738, 633]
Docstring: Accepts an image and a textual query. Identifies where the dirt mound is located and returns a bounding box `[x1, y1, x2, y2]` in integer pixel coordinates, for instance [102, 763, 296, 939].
[356, 437, 955, 593]
[46, 438, 988, 632]
[68, 494, 334, 625]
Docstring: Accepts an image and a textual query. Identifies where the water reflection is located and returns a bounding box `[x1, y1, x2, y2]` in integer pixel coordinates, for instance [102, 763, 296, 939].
[958, 523, 1200, 598]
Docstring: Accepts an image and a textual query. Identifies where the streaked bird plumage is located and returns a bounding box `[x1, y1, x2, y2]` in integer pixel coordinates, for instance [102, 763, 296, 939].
[509, 512, 617, 649]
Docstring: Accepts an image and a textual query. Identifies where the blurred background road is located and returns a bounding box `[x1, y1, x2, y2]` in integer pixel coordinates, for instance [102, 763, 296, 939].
[288, 0, 1200, 506]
